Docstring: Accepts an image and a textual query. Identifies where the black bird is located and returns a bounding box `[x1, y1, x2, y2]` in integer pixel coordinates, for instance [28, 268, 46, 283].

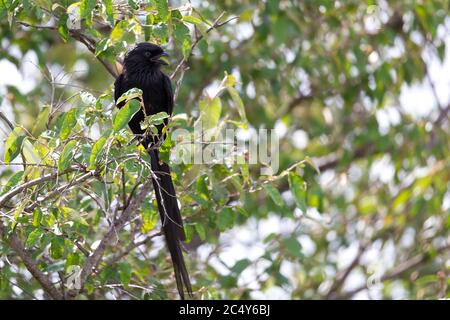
[114, 42, 192, 299]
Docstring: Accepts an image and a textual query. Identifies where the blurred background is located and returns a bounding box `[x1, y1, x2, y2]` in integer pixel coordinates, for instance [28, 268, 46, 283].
[0, 0, 449, 299]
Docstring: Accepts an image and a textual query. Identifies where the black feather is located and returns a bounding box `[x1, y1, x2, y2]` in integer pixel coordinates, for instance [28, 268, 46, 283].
[114, 43, 192, 299]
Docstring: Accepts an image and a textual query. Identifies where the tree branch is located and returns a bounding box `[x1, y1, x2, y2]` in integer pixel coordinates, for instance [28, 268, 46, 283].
[0, 223, 63, 300]
[170, 12, 238, 82]
[17, 21, 118, 78]
[337, 244, 450, 299]
[0, 169, 76, 208]
[66, 180, 153, 298]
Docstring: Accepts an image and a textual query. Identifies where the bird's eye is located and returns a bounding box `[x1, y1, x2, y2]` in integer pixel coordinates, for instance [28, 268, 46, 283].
[144, 51, 152, 58]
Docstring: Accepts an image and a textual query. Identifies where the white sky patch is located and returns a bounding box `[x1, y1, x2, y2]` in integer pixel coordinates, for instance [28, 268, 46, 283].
[291, 129, 309, 149]
[274, 119, 287, 138]
[369, 154, 395, 184]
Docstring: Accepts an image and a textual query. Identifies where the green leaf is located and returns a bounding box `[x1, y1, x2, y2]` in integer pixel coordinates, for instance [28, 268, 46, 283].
[0, 171, 24, 196]
[80, 0, 96, 25]
[116, 88, 143, 106]
[119, 262, 132, 287]
[154, 0, 169, 22]
[32, 208, 43, 227]
[4, 127, 26, 163]
[218, 207, 235, 231]
[102, 0, 113, 25]
[283, 236, 302, 258]
[147, 112, 169, 126]
[194, 223, 206, 241]
[199, 96, 222, 130]
[113, 100, 141, 132]
[263, 184, 285, 207]
[288, 173, 307, 212]
[65, 252, 80, 270]
[227, 87, 248, 128]
[50, 236, 65, 259]
[230, 259, 251, 274]
[58, 140, 77, 172]
[58, 14, 69, 42]
[26, 229, 43, 249]
[182, 15, 202, 25]
[31, 106, 50, 137]
[141, 201, 158, 233]
[152, 24, 169, 43]
[88, 129, 112, 170]
[144, 14, 153, 41]
[95, 38, 111, 56]
[60, 108, 78, 140]
[110, 20, 127, 43]
[304, 156, 320, 174]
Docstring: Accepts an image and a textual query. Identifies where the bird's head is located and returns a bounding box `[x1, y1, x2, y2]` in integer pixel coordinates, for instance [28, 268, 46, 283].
[124, 43, 169, 70]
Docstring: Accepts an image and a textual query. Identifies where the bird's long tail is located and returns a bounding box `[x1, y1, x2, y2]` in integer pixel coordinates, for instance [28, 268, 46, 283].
[148, 149, 192, 299]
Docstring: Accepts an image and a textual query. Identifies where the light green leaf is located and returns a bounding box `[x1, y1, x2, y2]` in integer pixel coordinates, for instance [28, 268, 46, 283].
[26, 229, 43, 249]
[288, 173, 307, 212]
[58, 140, 77, 172]
[147, 112, 169, 126]
[182, 15, 202, 25]
[4, 127, 26, 163]
[194, 223, 206, 241]
[58, 14, 69, 42]
[227, 87, 248, 128]
[119, 262, 132, 287]
[110, 20, 127, 43]
[31, 106, 50, 137]
[116, 88, 143, 106]
[60, 108, 78, 140]
[88, 129, 112, 170]
[80, 0, 96, 18]
[154, 0, 169, 22]
[199, 96, 222, 130]
[141, 201, 158, 233]
[113, 100, 141, 132]
[1, 171, 24, 196]
[102, 0, 114, 25]
[50, 236, 65, 259]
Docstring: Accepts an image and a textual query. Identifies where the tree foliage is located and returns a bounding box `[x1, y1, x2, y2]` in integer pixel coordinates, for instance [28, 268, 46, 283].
[0, 0, 449, 299]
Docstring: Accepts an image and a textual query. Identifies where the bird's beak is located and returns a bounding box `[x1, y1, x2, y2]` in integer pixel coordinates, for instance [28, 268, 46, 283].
[152, 52, 170, 65]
